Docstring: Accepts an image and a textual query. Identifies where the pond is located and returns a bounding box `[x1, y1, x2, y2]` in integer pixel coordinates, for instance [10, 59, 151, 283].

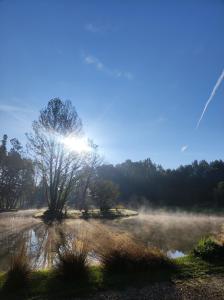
[0, 209, 224, 271]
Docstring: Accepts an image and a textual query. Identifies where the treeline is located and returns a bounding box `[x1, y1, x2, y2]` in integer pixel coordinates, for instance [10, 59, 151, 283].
[1, 133, 224, 211]
[1, 98, 224, 213]
[96, 159, 224, 209]
[0, 135, 34, 210]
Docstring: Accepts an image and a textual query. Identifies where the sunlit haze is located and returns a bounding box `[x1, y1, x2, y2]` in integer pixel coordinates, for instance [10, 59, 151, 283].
[62, 136, 91, 153]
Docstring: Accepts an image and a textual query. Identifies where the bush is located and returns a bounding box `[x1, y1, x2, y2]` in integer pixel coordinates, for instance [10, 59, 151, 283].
[42, 209, 64, 223]
[4, 244, 31, 290]
[55, 239, 89, 281]
[95, 234, 172, 274]
[192, 236, 224, 262]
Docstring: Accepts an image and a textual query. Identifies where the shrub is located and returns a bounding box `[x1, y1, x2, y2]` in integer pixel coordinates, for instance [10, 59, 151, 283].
[4, 243, 31, 290]
[42, 209, 64, 223]
[55, 238, 89, 281]
[95, 233, 172, 274]
[192, 236, 224, 262]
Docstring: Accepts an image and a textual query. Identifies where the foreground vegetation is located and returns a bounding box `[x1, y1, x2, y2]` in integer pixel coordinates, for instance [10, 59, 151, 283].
[1, 234, 224, 299]
[1, 256, 224, 300]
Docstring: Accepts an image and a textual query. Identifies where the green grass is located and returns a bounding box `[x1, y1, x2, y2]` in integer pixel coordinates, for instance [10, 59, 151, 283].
[191, 236, 224, 262]
[1, 255, 224, 299]
[174, 255, 224, 279]
[0, 272, 5, 290]
[0, 267, 103, 300]
[30, 267, 102, 298]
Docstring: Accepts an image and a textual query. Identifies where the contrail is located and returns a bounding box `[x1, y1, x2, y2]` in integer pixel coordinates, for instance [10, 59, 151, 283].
[196, 69, 224, 128]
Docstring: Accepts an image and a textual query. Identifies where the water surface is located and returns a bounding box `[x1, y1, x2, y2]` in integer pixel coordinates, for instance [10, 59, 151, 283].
[0, 210, 223, 270]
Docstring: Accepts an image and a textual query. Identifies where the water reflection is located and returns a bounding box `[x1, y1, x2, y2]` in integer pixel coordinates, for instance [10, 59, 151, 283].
[0, 210, 224, 271]
[167, 250, 185, 259]
[29, 225, 57, 269]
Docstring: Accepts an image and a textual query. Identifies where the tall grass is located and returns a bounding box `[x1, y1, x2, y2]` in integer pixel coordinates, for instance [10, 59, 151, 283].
[55, 235, 90, 281]
[4, 241, 31, 290]
[94, 232, 172, 274]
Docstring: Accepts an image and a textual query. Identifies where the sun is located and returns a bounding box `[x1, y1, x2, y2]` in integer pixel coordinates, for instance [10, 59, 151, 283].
[62, 136, 91, 153]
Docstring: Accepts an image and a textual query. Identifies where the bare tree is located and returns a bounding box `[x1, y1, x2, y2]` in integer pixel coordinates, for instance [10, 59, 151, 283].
[76, 142, 102, 213]
[27, 98, 90, 220]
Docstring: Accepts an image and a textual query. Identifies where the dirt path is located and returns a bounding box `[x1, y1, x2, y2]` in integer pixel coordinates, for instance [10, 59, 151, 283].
[73, 275, 224, 300]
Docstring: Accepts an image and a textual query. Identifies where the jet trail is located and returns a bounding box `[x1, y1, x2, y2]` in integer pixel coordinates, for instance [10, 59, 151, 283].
[196, 69, 224, 128]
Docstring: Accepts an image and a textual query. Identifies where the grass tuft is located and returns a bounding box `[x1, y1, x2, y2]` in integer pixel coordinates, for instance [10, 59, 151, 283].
[95, 233, 173, 275]
[192, 236, 224, 262]
[55, 238, 90, 281]
[4, 242, 31, 290]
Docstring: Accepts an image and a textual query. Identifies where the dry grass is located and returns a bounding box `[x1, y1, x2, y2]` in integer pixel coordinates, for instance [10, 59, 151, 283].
[93, 228, 172, 274]
[4, 241, 31, 290]
[55, 233, 90, 281]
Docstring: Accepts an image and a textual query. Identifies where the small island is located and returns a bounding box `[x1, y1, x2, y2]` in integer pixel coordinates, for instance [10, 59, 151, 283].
[34, 208, 138, 220]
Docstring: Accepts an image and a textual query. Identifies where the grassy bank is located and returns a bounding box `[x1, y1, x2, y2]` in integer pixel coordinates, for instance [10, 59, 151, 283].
[1, 255, 224, 299]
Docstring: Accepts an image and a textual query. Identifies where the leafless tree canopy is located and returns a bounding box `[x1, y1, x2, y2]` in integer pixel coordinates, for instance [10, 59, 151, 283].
[38, 98, 82, 135]
[26, 98, 89, 216]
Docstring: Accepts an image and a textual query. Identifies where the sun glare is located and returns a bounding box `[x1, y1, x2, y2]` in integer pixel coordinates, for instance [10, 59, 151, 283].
[62, 136, 91, 153]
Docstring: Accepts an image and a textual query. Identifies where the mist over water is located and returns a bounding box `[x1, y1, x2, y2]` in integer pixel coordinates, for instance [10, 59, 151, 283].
[0, 209, 224, 271]
[109, 210, 224, 255]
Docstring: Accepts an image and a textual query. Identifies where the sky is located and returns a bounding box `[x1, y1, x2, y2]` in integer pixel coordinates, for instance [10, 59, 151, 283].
[0, 0, 224, 169]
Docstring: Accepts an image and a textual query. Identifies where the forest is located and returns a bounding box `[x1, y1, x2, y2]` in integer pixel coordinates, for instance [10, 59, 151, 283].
[1, 100, 224, 213]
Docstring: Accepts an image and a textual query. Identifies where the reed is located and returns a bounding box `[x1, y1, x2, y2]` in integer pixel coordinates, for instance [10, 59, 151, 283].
[55, 237, 90, 281]
[4, 241, 31, 290]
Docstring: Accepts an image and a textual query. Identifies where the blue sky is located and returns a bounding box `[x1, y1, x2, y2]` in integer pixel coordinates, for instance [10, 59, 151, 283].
[0, 0, 224, 169]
